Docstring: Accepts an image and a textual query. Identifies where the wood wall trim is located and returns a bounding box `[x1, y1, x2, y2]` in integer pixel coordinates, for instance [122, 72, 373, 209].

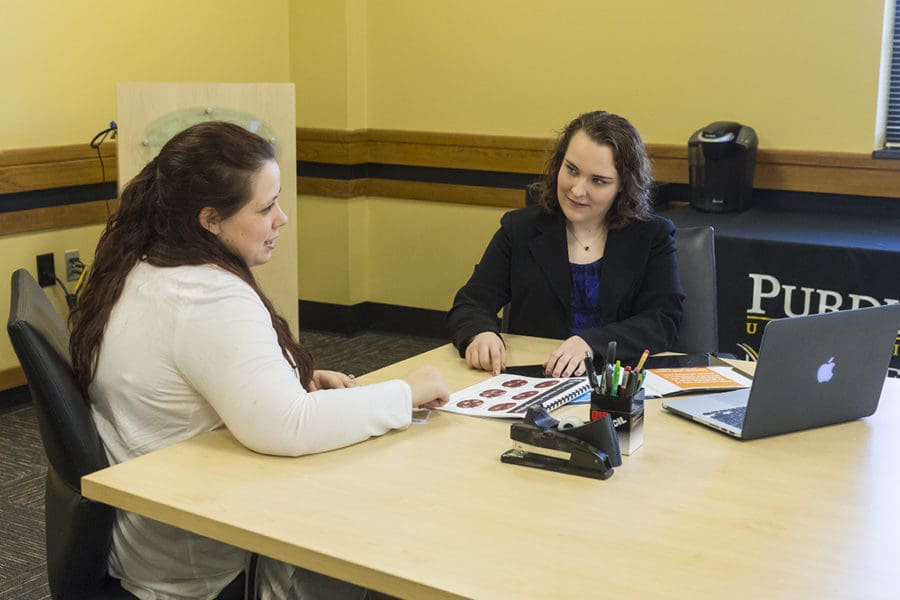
[2, 131, 898, 236]
[297, 128, 549, 173]
[297, 177, 369, 199]
[297, 129, 900, 199]
[0, 366, 26, 392]
[298, 177, 524, 207]
[0, 199, 117, 236]
[297, 130, 900, 172]
[293, 128, 369, 165]
[649, 143, 900, 196]
[364, 129, 549, 173]
[0, 143, 117, 194]
[364, 179, 524, 207]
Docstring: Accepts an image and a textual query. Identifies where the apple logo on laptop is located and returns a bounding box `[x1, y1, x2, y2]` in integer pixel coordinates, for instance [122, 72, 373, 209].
[817, 357, 835, 383]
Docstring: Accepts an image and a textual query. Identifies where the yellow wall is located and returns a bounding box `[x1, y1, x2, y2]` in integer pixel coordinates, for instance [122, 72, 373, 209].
[3, 0, 290, 149]
[1, 1, 291, 374]
[290, 1, 349, 129]
[297, 196, 363, 304]
[1, 0, 894, 377]
[366, 199, 507, 308]
[361, 0, 884, 152]
[298, 195, 507, 309]
[292, 0, 890, 312]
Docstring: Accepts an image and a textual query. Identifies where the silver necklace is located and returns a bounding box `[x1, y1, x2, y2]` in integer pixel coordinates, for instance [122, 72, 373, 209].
[568, 227, 604, 252]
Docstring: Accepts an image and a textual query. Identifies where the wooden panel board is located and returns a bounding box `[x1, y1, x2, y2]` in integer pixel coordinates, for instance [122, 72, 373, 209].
[116, 83, 298, 332]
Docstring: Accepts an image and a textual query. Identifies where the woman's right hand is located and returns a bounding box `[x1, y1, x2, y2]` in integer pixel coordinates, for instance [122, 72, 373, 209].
[464, 332, 507, 375]
[402, 366, 450, 409]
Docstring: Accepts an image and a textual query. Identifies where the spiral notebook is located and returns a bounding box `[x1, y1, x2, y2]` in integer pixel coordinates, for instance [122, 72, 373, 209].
[441, 373, 591, 419]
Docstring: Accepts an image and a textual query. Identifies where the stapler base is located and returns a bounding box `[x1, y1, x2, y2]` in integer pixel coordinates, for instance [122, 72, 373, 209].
[501, 448, 614, 480]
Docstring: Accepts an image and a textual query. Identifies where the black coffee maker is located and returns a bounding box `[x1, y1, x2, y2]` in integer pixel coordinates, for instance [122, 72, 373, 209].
[688, 121, 757, 212]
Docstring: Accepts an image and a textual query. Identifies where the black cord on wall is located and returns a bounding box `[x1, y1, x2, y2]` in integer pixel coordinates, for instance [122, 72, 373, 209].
[90, 120, 118, 217]
[54, 277, 78, 311]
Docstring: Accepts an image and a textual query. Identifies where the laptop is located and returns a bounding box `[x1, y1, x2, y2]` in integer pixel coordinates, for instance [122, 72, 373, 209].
[662, 303, 900, 440]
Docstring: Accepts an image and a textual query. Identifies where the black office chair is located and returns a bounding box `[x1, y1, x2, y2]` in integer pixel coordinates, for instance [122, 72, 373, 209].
[7, 269, 249, 600]
[672, 226, 719, 355]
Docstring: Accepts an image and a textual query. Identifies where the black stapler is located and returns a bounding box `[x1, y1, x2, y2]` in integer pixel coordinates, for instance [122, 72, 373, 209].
[500, 406, 622, 480]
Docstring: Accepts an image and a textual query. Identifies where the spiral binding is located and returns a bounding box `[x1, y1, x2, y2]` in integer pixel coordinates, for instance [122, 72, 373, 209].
[536, 379, 593, 411]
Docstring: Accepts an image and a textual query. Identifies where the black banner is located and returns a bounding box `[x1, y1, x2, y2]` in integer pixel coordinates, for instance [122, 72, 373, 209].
[715, 238, 900, 377]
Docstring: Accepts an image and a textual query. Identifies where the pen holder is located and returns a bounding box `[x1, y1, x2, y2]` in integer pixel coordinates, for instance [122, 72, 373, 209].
[590, 388, 645, 455]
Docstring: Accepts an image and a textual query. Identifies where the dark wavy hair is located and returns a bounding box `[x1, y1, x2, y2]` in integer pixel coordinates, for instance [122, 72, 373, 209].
[69, 121, 314, 396]
[537, 110, 653, 229]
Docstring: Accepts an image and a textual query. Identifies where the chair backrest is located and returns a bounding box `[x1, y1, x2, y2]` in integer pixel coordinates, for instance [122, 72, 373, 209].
[6, 268, 129, 599]
[673, 226, 719, 354]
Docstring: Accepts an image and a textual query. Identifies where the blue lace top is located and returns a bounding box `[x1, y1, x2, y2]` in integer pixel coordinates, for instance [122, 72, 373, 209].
[570, 259, 604, 335]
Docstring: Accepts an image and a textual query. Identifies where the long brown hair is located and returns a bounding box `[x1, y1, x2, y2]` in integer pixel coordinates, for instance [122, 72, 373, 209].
[70, 121, 314, 396]
[537, 110, 653, 229]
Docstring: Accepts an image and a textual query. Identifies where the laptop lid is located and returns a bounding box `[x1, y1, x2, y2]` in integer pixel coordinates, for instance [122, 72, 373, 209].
[738, 303, 900, 439]
[663, 304, 900, 440]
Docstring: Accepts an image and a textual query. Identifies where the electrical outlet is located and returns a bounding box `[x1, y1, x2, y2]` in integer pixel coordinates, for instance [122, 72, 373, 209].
[36, 253, 55, 287]
[64, 249, 81, 282]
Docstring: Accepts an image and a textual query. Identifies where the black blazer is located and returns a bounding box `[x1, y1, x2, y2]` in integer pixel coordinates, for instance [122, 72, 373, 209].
[447, 205, 685, 361]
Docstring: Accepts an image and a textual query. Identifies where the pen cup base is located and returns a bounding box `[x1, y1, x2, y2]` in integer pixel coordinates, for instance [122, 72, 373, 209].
[590, 389, 645, 455]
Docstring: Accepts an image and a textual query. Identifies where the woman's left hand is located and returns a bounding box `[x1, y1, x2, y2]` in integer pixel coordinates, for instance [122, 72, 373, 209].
[544, 336, 592, 377]
[309, 369, 358, 391]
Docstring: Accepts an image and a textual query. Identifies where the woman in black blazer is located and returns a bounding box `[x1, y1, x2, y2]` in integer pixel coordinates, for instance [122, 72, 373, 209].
[447, 111, 684, 377]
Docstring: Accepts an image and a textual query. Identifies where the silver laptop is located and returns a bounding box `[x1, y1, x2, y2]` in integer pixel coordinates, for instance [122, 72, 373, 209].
[662, 304, 900, 440]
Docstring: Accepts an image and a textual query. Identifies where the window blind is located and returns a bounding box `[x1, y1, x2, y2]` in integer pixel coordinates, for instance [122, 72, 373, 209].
[885, 0, 900, 147]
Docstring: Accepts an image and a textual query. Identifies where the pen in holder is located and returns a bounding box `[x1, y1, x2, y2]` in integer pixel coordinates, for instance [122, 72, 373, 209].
[590, 387, 644, 456]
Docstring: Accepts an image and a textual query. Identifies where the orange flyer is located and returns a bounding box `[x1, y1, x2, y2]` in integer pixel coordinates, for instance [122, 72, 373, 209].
[651, 367, 743, 389]
[642, 366, 753, 398]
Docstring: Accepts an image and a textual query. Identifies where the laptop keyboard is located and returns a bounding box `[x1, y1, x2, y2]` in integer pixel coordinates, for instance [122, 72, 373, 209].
[703, 406, 746, 428]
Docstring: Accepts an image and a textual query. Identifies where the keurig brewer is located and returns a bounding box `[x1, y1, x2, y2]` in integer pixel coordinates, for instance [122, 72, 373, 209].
[688, 121, 757, 212]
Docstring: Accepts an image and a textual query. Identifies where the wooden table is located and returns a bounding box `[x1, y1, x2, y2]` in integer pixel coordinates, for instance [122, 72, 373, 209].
[82, 335, 899, 599]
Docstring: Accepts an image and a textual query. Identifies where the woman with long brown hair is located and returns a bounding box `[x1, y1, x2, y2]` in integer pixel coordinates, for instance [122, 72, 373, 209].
[447, 110, 684, 377]
[71, 121, 448, 599]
